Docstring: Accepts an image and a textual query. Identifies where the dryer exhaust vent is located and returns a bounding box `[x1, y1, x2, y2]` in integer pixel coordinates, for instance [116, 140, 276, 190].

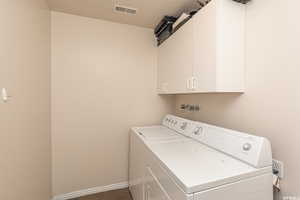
[115, 5, 137, 15]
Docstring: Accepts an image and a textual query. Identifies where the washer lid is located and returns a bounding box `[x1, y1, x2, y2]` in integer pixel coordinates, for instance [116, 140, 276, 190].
[137, 126, 184, 141]
[148, 139, 272, 194]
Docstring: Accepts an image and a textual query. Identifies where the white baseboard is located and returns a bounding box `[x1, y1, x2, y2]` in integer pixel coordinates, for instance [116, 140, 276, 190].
[52, 181, 129, 200]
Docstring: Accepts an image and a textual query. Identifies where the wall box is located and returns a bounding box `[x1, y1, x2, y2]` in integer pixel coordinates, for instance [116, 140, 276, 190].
[157, 0, 245, 94]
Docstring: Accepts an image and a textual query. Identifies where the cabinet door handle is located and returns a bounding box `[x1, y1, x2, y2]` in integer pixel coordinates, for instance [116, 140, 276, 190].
[186, 78, 191, 90]
[192, 77, 197, 90]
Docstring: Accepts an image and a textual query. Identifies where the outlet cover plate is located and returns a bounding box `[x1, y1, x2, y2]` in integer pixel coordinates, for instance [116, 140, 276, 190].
[273, 159, 284, 179]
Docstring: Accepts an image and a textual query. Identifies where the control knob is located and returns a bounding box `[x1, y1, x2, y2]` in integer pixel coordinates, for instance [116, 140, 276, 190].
[180, 122, 188, 130]
[193, 127, 203, 135]
[243, 143, 252, 151]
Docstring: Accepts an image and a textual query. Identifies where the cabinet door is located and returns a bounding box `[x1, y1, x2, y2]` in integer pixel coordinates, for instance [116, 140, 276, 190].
[193, 0, 217, 91]
[144, 167, 170, 200]
[158, 20, 194, 94]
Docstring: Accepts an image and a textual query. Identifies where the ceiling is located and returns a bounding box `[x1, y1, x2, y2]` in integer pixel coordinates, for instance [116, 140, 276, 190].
[47, 0, 199, 28]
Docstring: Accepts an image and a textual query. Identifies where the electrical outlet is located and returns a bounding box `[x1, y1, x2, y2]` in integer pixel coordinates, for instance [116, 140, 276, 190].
[273, 159, 284, 179]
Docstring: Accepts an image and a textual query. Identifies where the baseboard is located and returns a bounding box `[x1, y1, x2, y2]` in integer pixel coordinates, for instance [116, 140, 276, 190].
[52, 181, 129, 200]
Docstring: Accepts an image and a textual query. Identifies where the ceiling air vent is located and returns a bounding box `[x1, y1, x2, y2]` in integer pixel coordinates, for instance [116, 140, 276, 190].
[115, 5, 137, 15]
[232, 0, 251, 4]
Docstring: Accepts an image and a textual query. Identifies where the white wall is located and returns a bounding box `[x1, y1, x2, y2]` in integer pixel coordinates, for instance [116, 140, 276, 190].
[51, 11, 174, 196]
[176, 0, 300, 198]
[0, 1, 51, 200]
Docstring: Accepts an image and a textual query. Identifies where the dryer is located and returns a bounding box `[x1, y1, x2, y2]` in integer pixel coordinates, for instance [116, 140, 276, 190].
[129, 115, 273, 200]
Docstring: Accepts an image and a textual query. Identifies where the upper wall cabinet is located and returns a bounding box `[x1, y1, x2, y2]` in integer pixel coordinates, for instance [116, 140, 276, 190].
[157, 0, 245, 94]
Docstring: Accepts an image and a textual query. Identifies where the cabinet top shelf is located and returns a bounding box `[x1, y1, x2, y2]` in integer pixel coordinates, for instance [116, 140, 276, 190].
[156, 0, 249, 47]
[157, 15, 193, 47]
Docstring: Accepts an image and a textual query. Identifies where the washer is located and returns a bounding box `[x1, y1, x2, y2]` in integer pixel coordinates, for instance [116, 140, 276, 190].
[129, 115, 273, 200]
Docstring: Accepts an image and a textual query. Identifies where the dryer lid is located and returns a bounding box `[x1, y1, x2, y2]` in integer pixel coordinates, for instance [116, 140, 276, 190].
[148, 139, 272, 194]
[137, 126, 184, 141]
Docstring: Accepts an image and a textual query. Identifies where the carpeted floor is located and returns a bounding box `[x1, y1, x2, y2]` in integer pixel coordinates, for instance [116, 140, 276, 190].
[70, 188, 133, 200]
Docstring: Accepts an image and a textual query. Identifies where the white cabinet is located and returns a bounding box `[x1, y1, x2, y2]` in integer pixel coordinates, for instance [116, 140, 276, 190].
[157, 0, 245, 94]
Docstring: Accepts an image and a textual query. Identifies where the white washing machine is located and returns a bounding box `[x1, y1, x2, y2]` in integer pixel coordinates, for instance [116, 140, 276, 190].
[129, 115, 273, 200]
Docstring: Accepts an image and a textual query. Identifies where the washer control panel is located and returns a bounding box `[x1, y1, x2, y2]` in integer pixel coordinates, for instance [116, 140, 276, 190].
[163, 115, 195, 137]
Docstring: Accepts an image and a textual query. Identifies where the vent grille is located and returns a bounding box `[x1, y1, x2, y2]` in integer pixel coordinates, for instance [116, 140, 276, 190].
[115, 5, 137, 15]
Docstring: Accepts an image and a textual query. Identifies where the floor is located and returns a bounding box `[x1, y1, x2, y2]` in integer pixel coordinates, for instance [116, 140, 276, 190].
[71, 188, 133, 200]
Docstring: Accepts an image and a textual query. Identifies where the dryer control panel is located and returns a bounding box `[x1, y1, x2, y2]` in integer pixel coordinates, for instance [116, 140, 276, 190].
[191, 122, 272, 168]
[162, 115, 272, 168]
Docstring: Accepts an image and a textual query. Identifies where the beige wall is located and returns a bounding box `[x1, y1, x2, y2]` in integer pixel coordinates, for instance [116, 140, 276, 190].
[51, 11, 174, 196]
[176, 0, 300, 198]
[0, 1, 51, 200]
